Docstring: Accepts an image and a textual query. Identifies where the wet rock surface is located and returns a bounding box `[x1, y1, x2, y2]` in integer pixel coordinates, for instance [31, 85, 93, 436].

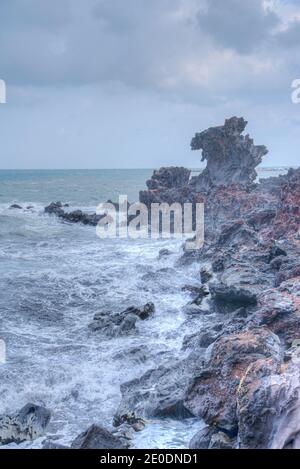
[71, 424, 127, 449]
[0, 404, 51, 446]
[88, 303, 155, 337]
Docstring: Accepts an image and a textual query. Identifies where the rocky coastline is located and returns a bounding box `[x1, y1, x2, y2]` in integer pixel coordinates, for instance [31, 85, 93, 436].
[3, 117, 300, 449]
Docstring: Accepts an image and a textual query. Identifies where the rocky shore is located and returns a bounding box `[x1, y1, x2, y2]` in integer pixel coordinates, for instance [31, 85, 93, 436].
[2, 117, 300, 449]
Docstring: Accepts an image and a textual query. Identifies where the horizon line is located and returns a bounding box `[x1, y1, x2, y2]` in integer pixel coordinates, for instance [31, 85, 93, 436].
[0, 166, 294, 171]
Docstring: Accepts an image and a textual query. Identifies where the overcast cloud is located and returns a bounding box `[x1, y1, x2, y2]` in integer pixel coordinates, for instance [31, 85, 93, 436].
[0, 0, 300, 169]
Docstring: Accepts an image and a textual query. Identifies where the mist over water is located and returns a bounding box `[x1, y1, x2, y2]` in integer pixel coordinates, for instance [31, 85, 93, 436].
[0, 168, 288, 448]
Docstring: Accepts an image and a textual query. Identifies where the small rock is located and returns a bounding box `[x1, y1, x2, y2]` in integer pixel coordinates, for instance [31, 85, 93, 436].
[71, 424, 127, 449]
[200, 268, 213, 284]
[158, 249, 172, 259]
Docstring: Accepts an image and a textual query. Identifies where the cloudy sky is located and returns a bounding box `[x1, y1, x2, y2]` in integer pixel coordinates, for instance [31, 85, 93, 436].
[0, 0, 300, 169]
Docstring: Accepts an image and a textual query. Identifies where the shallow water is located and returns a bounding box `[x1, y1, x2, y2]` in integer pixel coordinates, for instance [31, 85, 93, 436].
[0, 167, 288, 448]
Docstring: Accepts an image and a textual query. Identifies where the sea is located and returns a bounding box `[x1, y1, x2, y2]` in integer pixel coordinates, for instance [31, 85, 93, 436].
[0, 167, 288, 449]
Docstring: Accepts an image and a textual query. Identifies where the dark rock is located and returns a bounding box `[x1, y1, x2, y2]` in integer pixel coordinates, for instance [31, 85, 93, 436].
[268, 244, 287, 262]
[190, 117, 268, 189]
[9, 204, 22, 210]
[246, 208, 276, 231]
[212, 257, 225, 273]
[189, 426, 217, 449]
[44, 202, 103, 226]
[44, 201, 64, 215]
[158, 248, 173, 259]
[200, 268, 213, 284]
[0, 404, 51, 446]
[115, 357, 201, 421]
[89, 303, 155, 337]
[210, 283, 258, 309]
[71, 424, 127, 449]
[113, 412, 146, 432]
[146, 167, 191, 190]
[182, 328, 218, 351]
[190, 286, 209, 306]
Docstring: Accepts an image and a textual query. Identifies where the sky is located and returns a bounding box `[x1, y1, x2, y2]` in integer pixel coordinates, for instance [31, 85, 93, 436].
[0, 0, 300, 169]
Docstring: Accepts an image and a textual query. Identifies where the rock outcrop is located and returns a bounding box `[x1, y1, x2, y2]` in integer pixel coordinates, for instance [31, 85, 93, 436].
[89, 303, 155, 337]
[0, 404, 51, 446]
[190, 116, 268, 189]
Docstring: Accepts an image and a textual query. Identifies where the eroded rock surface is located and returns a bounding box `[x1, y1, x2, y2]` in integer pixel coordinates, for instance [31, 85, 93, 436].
[0, 404, 51, 446]
[190, 116, 268, 189]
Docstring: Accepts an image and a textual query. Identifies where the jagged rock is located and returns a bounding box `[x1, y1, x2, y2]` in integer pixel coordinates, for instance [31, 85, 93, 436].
[270, 168, 300, 240]
[184, 328, 281, 434]
[44, 202, 103, 226]
[44, 201, 64, 216]
[189, 285, 209, 306]
[182, 328, 219, 350]
[71, 424, 127, 449]
[246, 208, 277, 231]
[113, 412, 146, 432]
[248, 277, 300, 348]
[200, 268, 213, 284]
[0, 404, 51, 446]
[190, 117, 268, 189]
[210, 282, 258, 309]
[89, 303, 155, 337]
[146, 167, 191, 190]
[115, 356, 201, 421]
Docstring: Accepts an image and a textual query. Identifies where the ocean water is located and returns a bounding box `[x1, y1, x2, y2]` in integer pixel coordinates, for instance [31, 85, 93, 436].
[0, 167, 288, 449]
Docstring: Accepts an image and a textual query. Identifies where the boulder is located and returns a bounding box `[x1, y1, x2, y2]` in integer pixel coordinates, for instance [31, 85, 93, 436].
[190, 116, 268, 189]
[89, 303, 155, 337]
[71, 424, 127, 449]
[0, 404, 51, 446]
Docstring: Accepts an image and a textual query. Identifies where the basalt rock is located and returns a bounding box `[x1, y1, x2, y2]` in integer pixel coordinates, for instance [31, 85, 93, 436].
[237, 359, 300, 449]
[115, 355, 202, 421]
[89, 303, 155, 337]
[190, 117, 268, 189]
[71, 424, 127, 449]
[0, 404, 51, 446]
[45, 202, 104, 226]
[146, 167, 191, 190]
[184, 328, 281, 434]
